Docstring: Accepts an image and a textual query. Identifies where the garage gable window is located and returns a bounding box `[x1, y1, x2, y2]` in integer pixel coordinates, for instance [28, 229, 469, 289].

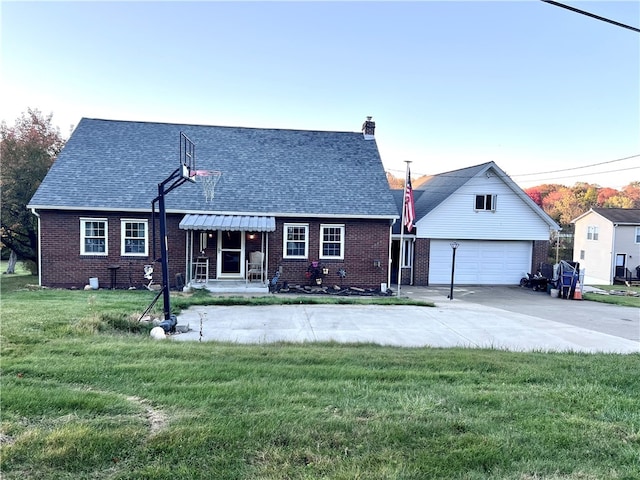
[475, 194, 496, 211]
[587, 226, 599, 241]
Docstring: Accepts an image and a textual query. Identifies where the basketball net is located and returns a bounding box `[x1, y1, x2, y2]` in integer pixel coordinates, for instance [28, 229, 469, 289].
[192, 170, 222, 201]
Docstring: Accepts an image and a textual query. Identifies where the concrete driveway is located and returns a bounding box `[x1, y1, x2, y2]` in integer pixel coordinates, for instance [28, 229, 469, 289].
[173, 285, 639, 354]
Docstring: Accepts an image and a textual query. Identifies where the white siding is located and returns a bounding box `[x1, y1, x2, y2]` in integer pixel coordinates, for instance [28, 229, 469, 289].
[573, 212, 615, 285]
[415, 174, 551, 240]
[429, 240, 532, 285]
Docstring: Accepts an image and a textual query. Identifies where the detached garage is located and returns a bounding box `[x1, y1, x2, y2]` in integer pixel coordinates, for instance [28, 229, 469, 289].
[428, 240, 532, 285]
[391, 162, 559, 286]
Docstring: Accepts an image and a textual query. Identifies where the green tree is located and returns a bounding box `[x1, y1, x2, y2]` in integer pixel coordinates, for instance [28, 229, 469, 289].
[1, 109, 66, 273]
[604, 195, 635, 208]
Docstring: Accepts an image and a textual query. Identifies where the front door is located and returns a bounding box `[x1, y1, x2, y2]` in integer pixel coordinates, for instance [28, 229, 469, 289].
[217, 231, 244, 278]
[615, 254, 626, 278]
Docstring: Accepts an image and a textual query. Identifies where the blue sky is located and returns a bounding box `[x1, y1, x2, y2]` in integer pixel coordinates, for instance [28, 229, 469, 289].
[2, 1, 638, 189]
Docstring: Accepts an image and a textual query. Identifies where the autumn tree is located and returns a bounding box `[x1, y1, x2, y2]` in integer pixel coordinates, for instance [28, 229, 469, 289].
[597, 187, 619, 206]
[1, 109, 66, 273]
[386, 171, 405, 189]
[524, 186, 543, 206]
[622, 182, 640, 207]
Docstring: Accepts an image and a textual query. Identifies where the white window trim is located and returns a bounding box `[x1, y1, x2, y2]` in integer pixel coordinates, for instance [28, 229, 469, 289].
[121, 219, 148, 256]
[283, 223, 309, 259]
[474, 194, 497, 212]
[635, 227, 640, 244]
[402, 238, 414, 267]
[319, 224, 345, 260]
[80, 217, 108, 256]
[587, 225, 599, 241]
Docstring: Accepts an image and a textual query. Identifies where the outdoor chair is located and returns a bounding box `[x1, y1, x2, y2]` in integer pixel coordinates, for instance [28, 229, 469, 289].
[246, 251, 264, 283]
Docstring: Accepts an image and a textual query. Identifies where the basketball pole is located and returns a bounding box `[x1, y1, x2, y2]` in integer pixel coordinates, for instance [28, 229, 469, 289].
[140, 133, 195, 330]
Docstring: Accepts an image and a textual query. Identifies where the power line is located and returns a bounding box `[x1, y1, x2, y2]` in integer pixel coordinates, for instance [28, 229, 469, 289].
[386, 154, 640, 180]
[385, 163, 639, 189]
[541, 0, 640, 33]
[511, 154, 640, 177]
[518, 165, 640, 184]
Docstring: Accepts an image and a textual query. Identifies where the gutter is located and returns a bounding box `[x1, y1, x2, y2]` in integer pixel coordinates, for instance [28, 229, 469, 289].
[30, 208, 42, 286]
[388, 219, 395, 290]
[27, 204, 400, 221]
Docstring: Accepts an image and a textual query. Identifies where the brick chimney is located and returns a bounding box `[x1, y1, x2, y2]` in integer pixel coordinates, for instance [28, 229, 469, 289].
[362, 116, 375, 140]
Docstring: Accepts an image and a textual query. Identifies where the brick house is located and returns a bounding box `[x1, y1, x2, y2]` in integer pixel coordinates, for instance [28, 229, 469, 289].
[390, 162, 560, 286]
[28, 117, 399, 292]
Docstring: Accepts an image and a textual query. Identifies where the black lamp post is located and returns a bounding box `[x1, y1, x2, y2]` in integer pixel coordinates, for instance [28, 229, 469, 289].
[448, 241, 459, 300]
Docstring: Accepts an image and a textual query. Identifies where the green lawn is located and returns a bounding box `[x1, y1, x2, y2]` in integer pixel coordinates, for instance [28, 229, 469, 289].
[1, 270, 639, 479]
[583, 284, 640, 308]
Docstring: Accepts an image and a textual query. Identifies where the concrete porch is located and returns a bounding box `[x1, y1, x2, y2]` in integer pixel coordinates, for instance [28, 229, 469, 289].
[188, 279, 269, 294]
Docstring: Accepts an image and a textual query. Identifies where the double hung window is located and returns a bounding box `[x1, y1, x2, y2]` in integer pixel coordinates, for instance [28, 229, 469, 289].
[284, 223, 308, 259]
[81, 218, 108, 255]
[121, 220, 148, 256]
[320, 224, 344, 260]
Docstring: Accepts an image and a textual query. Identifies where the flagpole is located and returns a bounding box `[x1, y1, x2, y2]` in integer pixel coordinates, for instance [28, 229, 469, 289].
[397, 160, 411, 296]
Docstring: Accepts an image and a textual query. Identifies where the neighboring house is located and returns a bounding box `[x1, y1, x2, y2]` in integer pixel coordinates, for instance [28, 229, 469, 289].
[571, 208, 640, 285]
[391, 162, 560, 286]
[27, 118, 399, 292]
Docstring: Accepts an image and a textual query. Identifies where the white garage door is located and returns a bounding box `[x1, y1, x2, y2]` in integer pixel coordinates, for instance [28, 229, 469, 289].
[429, 240, 532, 285]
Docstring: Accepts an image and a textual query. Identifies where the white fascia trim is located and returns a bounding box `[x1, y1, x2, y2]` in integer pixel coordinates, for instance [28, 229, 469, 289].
[27, 205, 152, 214]
[27, 206, 400, 221]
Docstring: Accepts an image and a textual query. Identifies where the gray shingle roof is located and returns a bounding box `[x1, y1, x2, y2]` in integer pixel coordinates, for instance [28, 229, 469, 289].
[591, 208, 640, 224]
[413, 162, 490, 218]
[28, 118, 399, 218]
[391, 161, 559, 234]
[391, 163, 491, 234]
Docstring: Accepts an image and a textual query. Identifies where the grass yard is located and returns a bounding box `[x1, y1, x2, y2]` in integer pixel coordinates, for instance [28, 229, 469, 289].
[583, 284, 640, 308]
[1, 270, 639, 479]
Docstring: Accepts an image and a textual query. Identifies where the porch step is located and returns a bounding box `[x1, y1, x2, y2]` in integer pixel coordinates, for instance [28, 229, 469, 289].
[189, 280, 269, 294]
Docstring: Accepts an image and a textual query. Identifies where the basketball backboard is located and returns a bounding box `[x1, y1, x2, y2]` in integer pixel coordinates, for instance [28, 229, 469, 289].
[180, 132, 196, 183]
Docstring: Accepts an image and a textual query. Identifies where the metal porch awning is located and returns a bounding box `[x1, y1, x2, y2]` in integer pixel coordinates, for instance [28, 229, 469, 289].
[179, 214, 276, 232]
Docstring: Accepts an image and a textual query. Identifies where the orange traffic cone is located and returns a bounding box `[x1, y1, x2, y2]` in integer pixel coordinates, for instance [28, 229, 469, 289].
[573, 281, 582, 300]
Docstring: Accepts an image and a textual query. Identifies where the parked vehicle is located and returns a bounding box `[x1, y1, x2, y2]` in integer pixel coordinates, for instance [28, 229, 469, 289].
[519, 271, 549, 291]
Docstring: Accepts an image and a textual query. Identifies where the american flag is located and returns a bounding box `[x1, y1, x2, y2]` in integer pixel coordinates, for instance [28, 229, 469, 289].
[404, 168, 416, 232]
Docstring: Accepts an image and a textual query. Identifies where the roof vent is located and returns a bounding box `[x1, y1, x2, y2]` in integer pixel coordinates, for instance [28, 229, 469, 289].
[362, 116, 375, 140]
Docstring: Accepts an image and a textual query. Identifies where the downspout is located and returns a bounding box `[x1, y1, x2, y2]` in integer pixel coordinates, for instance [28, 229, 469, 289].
[184, 230, 190, 287]
[30, 208, 42, 286]
[388, 220, 395, 289]
[264, 232, 269, 285]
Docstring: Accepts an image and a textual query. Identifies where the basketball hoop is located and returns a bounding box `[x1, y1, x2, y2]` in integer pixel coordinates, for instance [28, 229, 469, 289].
[191, 170, 222, 201]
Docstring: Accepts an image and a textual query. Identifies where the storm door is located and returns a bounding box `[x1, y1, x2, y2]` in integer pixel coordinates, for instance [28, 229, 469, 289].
[217, 230, 244, 278]
[615, 254, 626, 278]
